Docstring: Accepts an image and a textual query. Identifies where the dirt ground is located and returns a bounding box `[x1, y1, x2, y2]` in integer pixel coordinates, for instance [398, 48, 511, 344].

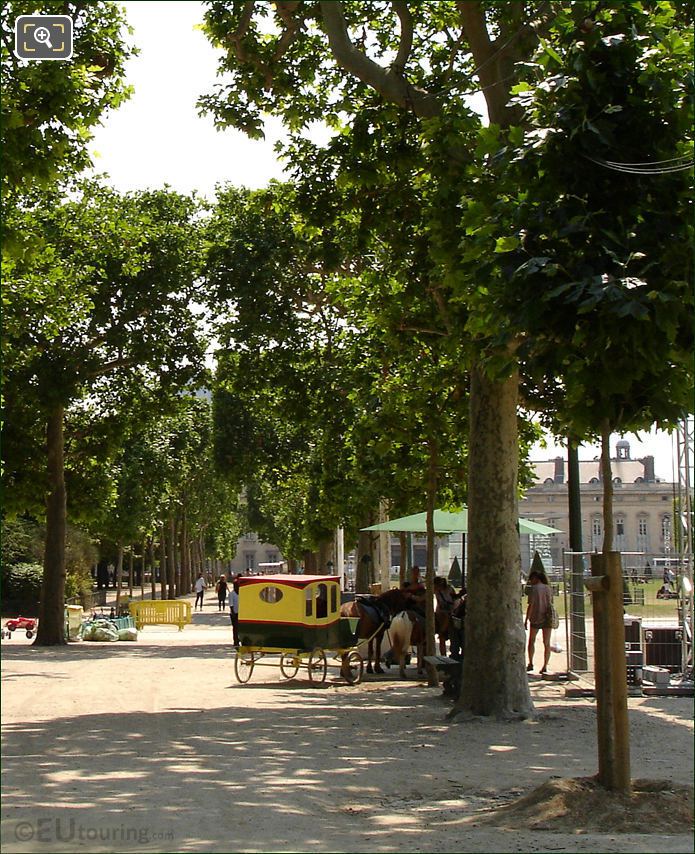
[1, 595, 693, 854]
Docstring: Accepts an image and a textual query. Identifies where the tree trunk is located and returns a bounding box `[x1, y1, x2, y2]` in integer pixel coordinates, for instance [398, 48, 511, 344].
[317, 540, 331, 573]
[159, 524, 167, 600]
[167, 514, 177, 599]
[115, 545, 124, 607]
[399, 532, 407, 587]
[425, 438, 438, 687]
[378, 498, 391, 591]
[568, 437, 588, 671]
[356, 518, 375, 593]
[141, 538, 146, 600]
[456, 366, 533, 718]
[149, 537, 156, 600]
[35, 405, 67, 645]
[601, 421, 614, 555]
[128, 547, 134, 599]
[181, 508, 190, 594]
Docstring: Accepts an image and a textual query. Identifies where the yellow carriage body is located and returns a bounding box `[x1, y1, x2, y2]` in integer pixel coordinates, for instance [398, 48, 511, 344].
[238, 574, 352, 650]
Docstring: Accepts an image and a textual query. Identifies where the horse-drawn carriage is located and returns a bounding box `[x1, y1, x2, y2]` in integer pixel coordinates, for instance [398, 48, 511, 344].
[233, 574, 366, 684]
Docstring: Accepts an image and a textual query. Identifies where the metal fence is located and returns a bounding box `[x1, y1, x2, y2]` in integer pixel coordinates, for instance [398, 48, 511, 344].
[559, 550, 693, 688]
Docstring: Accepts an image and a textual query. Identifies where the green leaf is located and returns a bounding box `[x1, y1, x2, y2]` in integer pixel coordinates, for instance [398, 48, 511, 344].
[494, 236, 520, 253]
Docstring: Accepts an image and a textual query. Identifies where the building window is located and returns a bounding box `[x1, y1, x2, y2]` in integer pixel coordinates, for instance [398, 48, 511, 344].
[589, 477, 599, 484]
[591, 516, 602, 550]
[244, 553, 255, 571]
[616, 518, 625, 537]
[266, 552, 278, 564]
[638, 518, 648, 537]
[661, 515, 672, 548]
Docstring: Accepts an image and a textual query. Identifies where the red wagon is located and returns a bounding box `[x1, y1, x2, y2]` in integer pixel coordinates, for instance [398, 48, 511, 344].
[1, 616, 38, 639]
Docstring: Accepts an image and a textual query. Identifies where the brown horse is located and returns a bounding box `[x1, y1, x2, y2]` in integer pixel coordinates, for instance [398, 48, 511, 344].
[340, 587, 413, 674]
[389, 610, 425, 678]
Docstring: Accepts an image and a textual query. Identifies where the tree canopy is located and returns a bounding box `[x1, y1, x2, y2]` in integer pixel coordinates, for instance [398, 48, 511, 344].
[1, 1, 135, 200]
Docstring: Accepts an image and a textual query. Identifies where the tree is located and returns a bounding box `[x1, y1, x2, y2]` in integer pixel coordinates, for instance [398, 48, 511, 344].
[206, 183, 471, 580]
[199, 0, 541, 716]
[500, 2, 694, 548]
[199, 0, 692, 718]
[3, 184, 206, 643]
[1, 1, 134, 201]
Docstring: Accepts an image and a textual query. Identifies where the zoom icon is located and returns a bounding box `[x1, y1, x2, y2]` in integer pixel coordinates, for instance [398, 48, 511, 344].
[15, 15, 73, 61]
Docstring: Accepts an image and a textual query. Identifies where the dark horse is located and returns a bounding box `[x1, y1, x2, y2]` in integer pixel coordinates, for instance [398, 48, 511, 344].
[340, 587, 414, 674]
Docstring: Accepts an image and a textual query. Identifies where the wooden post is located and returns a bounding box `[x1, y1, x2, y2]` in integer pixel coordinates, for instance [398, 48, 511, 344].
[586, 552, 631, 791]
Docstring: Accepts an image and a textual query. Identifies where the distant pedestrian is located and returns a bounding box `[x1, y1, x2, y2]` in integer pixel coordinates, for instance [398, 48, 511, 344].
[524, 569, 553, 674]
[448, 588, 467, 661]
[434, 576, 456, 655]
[216, 575, 228, 611]
[194, 573, 207, 610]
[228, 578, 240, 646]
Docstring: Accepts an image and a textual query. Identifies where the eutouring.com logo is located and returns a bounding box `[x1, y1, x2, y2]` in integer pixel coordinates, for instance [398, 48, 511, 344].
[14, 15, 73, 61]
[13, 819, 174, 845]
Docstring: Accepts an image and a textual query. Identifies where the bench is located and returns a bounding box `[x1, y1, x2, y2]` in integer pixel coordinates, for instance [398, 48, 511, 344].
[129, 600, 192, 631]
[424, 655, 463, 698]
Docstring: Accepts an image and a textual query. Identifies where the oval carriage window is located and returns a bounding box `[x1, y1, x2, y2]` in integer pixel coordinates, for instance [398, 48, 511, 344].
[259, 586, 284, 604]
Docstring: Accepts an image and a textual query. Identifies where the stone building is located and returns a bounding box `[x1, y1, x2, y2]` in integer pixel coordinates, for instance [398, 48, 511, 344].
[519, 439, 675, 572]
[228, 532, 283, 575]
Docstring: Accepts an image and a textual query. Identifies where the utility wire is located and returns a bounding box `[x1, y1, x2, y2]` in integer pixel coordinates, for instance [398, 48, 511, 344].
[603, 156, 692, 167]
[585, 155, 694, 174]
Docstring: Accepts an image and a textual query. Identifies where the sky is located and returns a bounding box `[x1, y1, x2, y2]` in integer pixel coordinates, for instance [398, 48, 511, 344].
[89, 1, 288, 195]
[87, 1, 687, 481]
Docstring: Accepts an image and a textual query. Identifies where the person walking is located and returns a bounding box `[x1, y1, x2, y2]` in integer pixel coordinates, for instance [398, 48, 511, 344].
[194, 572, 207, 610]
[524, 569, 553, 674]
[216, 575, 228, 611]
[434, 576, 456, 655]
[228, 578, 240, 646]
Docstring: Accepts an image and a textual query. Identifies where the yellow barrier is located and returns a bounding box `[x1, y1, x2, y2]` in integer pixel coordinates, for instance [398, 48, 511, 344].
[129, 600, 192, 631]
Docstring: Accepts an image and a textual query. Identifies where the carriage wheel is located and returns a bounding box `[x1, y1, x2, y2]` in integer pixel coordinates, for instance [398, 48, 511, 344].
[343, 651, 364, 685]
[234, 649, 255, 683]
[280, 653, 300, 680]
[25, 630, 33, 639]
[307, 649, 327, 683]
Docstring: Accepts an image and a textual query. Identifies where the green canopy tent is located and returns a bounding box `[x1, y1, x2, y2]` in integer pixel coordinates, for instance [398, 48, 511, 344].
[361, 508, 562, 536]
[362, 509, 562, 586]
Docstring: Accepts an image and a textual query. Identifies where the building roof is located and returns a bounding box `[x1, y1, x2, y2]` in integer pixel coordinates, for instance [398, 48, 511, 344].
[531, 458, 657, 485]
